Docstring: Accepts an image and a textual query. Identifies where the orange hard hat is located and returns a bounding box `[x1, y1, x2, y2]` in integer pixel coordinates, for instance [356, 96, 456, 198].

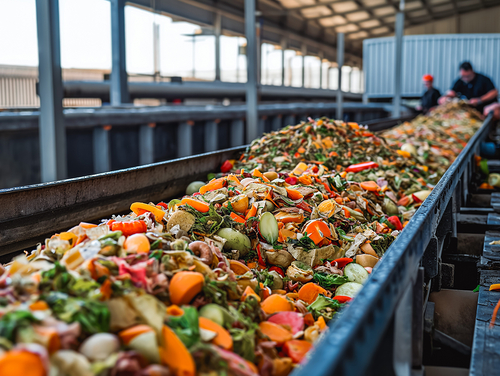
[422, 74, 433, 82]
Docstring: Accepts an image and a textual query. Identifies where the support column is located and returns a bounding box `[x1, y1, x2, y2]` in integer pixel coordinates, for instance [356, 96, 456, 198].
[245, 0, 259, 142]
[214, 12, 221, 81]
[93, 126, 111, 173]
[153, 23, 160, 81]
[139, 123, 155, 165]
[178, 121, 193, 158]
[336, 33, 344, 121]
[230, 119, 244, 147]
[393, 1, 405, 117]
[36, 0, 67, 182]
[280, 37, 287, 86]
[110, 0, 129, 106]
[301, 44, 307, 88]
[204, 120, 219, 152]
[319, 52, 324, 89]
[272, 115, 282, 131]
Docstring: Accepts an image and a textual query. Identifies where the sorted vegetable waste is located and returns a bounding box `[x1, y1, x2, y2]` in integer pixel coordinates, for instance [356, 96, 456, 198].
[0, 102, 482, 376]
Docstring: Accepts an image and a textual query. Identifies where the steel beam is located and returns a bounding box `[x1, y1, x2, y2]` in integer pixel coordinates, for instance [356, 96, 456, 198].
[36, 0, 67, 182]
[153, 23, 160, 80]
[245, 0, 259, 142]
[111, 0, 129, 105]
[319, 52, 324, 89]
[214, 12, 222, 81]
[93, 126, 111, 173]
[336, 33, 344, 121]
[139, 123, 155, 165]
[393, 7, 404, 117]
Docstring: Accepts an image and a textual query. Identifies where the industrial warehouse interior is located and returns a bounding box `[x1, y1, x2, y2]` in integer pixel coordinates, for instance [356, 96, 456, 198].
[1, 0, 500, 375]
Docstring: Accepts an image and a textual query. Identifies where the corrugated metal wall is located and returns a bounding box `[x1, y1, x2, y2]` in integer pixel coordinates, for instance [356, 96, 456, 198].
[363, 34, 500, 98]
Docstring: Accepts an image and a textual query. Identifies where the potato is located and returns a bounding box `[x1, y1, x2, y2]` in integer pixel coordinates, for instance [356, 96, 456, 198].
[186, 181, 205, 195]
[216, 228, 251, 256]
[167, 211, 196, 232]
[263, 171, 278, 181]
[265, 249, 294, 268]
[356, 254, 379, 268]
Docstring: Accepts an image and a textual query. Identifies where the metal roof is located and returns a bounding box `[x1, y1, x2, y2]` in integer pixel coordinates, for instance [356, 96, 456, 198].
[129, 0, 500, 64]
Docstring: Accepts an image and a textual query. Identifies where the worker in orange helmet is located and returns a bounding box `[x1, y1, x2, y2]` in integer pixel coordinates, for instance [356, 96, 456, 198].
[416, 74, 441, 113]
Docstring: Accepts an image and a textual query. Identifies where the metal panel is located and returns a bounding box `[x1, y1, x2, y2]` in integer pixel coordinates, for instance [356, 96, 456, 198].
[364, 34, 500, 98]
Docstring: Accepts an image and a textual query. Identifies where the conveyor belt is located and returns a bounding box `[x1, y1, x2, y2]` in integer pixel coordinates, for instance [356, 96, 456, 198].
[0, 113, 494, 374]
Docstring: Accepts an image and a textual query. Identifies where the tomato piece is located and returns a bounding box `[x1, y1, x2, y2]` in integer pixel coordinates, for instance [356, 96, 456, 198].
[157, 202, 169, 209]
[285, 177, 298, 185]
[221, 160, 233, 173]
[332, 295, 352, 303]
[283, 340, 313, 363]
[111, 220, 147, 236]
[387, 216, 403, 231]
[332, 257, 353, 268]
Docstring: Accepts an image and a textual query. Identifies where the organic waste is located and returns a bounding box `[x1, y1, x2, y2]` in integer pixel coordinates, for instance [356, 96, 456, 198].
[0, 102, 482, 376]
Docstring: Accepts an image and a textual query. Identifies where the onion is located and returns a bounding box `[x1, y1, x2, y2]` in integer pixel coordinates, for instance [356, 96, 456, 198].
[401, 143, 417, 156]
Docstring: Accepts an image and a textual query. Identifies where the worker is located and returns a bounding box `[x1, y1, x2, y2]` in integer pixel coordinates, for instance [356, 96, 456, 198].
[484, 102, 500, 121]
[439, 61, 498, 113]
[417, 74, 440, 113]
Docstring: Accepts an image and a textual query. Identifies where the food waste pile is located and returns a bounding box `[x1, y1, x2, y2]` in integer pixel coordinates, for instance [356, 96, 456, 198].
[0, 102, 482, 376]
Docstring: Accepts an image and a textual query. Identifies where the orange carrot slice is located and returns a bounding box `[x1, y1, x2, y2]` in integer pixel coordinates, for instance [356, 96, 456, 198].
[199, 317, 233, 350]
[298, 283, 327, 305]
[259, 321, 293, 345]
[181, 198, 210, 213]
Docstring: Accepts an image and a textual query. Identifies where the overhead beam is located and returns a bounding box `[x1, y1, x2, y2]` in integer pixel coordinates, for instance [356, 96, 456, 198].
[245, 0, 259, 142]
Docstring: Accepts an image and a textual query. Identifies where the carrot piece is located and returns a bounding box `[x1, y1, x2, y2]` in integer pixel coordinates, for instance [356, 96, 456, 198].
[274, 212, 304, 224]
[199, 178, 225, 194]
[226, 174, 241, 185]
[99, 279, 113, 301]
[79, 222, 97, 229]
[397, 196, 411, 206]
[166, 305, 185, 317]
[252, 169, 270, 182]
[181, 198, 210, 213]
[298, 175, 312, 185]
[273, 358, 294, 376]
[360, 181, 380, 192]
[298, 283, 327, 305]
[283, 340, 313, 363]
[490, 296, 500, 329]
[340, 171, 347, 178]
[343, 207, 351, 218]
[245, 204, 258, 220]
[29, 301, 49, 311]
[303, 220, 332, 245]
[169, 271, 205, 305]
[0, 350, 46, 376]
[489, 284, 500, 291]
[286, 188, 304, 201]
[259, 321, 293, 345]
[246, 262, 258, 269]
[303, 312, 315, 327]
[123, 233, 151, 254]
[159, 325, 196, 376]
[119, 325, 154, 346]
[229, 260, 251, 275]
[230, 212, 246, 224]
[199, 317, 233, 350]
[34, 326, 61, 354]
[315, 316, 327, 332]
[241, 286, 261, 302]
[130, 202, 165, 222]
[260, 294, 294, 315]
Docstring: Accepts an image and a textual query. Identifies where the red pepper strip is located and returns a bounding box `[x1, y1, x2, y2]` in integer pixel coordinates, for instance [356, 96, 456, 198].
[156, 202, 169, 209]
[332, 296, 352, 303]
[296, 201, 312, 213]
[314, 176, 335, 196]
[345, 161, 379, 173]
[333, 257, 353, 268]
[269, 266, 285, 277]
[256, 244, 266, 267]
[387, 216, 403, 231]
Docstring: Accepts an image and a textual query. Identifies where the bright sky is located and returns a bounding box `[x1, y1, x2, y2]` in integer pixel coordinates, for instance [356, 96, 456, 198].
[0, 0, 360, 91]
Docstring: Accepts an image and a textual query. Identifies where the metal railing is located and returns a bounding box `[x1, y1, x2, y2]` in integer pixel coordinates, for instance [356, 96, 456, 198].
[0, 102, 394, 189]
